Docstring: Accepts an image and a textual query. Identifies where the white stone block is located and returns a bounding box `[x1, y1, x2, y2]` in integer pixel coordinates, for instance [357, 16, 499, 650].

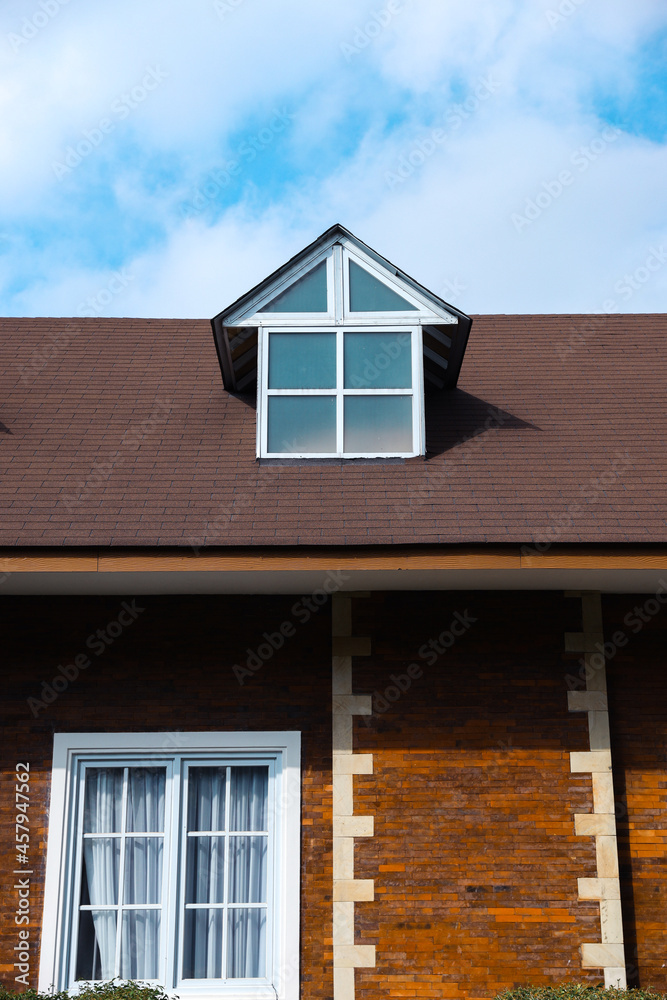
[575, 813, 616, 837]
[570, 750, 612, 773]
[334, 879, 375, 902]
[334, 815, 374, 838]
[578, 877, 621, 900]
[335, 945, 376, 968]
[581, 942, 625, 968]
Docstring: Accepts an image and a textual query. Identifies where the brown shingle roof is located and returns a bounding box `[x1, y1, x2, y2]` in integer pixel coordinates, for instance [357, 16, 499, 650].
[0, 314, 665, 547]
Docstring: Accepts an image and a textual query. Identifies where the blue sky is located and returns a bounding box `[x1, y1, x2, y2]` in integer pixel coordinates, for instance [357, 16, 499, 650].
[1, 0, 666, 317]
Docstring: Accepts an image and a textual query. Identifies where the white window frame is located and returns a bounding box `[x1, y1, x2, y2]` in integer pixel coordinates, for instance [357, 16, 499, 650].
[342, 248, 427, 320]
[255, 249, 335, 321]
[39, 732, 301, 1000]
[258, 325, 425, 459]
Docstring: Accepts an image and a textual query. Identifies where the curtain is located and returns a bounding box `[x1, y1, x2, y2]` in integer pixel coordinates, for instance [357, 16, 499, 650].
[81, 768, 164, 981]
[82, 769, 122, 980]
[183, 766, 268, 980]
[228, 768, 268, 979]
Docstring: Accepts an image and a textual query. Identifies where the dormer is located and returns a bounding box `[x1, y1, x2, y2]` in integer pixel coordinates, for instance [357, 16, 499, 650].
[211, 225, 472, 459]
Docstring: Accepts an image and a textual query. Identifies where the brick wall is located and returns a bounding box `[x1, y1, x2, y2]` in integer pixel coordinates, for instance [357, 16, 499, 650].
[3, 589, 663, 997]
[604, 592, 667, 992]
[0, 594, 333, 996]
[352, 591, 598, 999]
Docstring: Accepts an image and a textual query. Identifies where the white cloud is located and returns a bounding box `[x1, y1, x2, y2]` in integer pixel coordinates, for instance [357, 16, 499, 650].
[1, 0, 666, 316]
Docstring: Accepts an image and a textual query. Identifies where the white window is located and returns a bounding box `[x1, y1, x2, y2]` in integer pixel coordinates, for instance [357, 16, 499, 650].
[259, 325, 424, 458]
[39, 733, 300, 1000]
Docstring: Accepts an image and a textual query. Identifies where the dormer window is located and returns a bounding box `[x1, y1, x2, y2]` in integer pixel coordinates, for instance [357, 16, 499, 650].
[211, 226, 473, 460]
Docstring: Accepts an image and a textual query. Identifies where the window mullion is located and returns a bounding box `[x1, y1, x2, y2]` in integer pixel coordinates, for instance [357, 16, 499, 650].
[114, 767, 129, 978]
[222, 765, 232, 980]
[336, 328, 344, 454]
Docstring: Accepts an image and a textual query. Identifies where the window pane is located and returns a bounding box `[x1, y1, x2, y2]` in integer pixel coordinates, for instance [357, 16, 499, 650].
[344, 395, 413, 453]
[82, 838, 120, 905]
[120, 910, 160, 980]
[267, 396, 336, 454]
[185, 837, 225, 903]
[344, 332, 412, 389]
[227, 908, 266, 979]
[188, 767, 226, 832]
[126, 768, 165, 832]
[229, 837, 267, 903]
[268, 333, 335, 389]
[124, 838, 163, 904]
[76, 909, 117, 981]
[349, 259, 417, 312]
[261, 260, 327, 312]
[84, 768, 123, 832]
[183, 909, 223, 979]
[230, 767, 269, 831]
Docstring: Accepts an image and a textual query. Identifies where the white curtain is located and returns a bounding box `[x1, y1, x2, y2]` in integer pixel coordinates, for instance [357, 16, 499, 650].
[81, 768, 164, 981]
[184, 766, 268, 980]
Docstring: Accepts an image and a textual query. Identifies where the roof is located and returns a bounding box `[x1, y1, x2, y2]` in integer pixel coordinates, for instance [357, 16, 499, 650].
[0, 314, 665, 547]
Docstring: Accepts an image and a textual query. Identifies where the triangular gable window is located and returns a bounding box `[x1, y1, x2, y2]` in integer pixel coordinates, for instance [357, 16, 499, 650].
[348, 259, 417, 312]
[260, 260, 328, 313]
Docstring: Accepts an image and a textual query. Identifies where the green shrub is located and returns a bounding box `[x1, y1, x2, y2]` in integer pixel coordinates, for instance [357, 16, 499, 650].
[0, 983, 175, 1000]
[496, 987, 667, 1000]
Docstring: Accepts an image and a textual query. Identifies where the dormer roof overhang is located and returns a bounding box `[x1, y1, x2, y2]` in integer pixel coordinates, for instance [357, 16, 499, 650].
[211, 224, 472, 394]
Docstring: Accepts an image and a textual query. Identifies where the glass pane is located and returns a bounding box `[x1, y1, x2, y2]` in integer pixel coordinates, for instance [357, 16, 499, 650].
[76, 909, 117, 981]
[188, 767, 226, 832]
[84, 768, 123, 833]
[120, 910, 160, 980]
[344, 332, 412, 389]
[230, 767, 269, 831]
[267, 396, 336, 454]
[229, 837, 267, 903]
[261, 260, 327, 312]
[268, 333, 335, 389]
[227, 908, 266, 979]
[183, 909, 223, 979]
[185, 837, 225, 903]
[349, 260, 417, 312]
[82, 838, 120, 905]
[344, 395, 413, 453]
[124, 838, 163, 904]
[126, 768, 165, 832]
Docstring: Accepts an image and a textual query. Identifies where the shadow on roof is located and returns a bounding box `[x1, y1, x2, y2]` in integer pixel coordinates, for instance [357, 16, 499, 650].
[424, 389, 538, 460]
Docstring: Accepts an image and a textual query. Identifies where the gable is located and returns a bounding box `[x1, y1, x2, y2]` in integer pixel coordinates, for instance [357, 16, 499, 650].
[211, 225, 472, 394]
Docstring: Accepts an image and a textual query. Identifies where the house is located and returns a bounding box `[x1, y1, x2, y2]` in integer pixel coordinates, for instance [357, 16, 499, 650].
[1, 225, 666, 1000]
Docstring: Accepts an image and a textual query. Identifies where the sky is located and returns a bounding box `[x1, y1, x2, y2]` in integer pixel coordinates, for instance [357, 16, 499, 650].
[1, 0, 666, 318]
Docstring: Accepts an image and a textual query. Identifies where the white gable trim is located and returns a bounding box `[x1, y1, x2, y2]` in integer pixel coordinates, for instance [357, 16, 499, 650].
[222, 229, 458, 328]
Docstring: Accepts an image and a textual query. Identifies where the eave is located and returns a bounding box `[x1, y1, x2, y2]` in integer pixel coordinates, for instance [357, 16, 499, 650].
[1, 545, 666, 595]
